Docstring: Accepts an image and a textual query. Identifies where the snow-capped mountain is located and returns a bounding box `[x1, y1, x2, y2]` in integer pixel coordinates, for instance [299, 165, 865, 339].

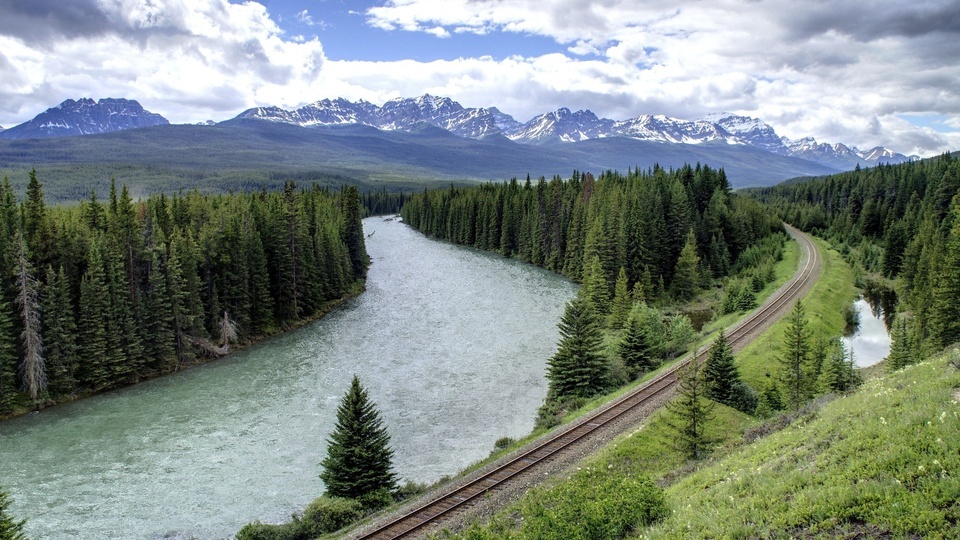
[611, 115, 736, 145]
[508, 108, 615, 143]
[0, 98, 168, 139]
[233, 95, 916, 169]
[703, 113, 788, 154]
[237, 94, 505, 139]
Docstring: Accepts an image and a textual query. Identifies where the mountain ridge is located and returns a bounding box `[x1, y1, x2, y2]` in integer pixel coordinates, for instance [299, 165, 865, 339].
[0, 98, 168, 140]
[235, 95, 918, 170]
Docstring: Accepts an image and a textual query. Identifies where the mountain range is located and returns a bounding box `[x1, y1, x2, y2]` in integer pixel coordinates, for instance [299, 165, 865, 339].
[0, 96, 921, 198]
[0, 98, 168, 139]
[235, 94, 918, 169]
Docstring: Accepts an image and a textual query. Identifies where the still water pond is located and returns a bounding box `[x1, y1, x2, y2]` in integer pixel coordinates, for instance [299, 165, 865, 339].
[0, 217, 576, 539]
[842, 297, 892, 367]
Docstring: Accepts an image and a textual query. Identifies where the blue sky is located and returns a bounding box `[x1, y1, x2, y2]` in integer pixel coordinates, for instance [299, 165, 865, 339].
[0, 0, 958, 156]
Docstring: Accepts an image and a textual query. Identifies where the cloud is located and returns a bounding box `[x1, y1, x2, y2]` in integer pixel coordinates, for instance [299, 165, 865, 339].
[297, 10, 315, 26]
[0, 0, 327, 122]
[0, 0, 956, 157]
[358, 0, 960, 155]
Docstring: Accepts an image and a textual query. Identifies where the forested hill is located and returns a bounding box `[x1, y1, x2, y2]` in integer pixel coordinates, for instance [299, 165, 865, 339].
[748, 153, 960, 353]
[0, 173, 368, 417]
[400, 164, 782, 297]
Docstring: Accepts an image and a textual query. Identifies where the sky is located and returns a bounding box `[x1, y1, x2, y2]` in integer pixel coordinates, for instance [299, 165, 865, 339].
[0, 0, 958, 156]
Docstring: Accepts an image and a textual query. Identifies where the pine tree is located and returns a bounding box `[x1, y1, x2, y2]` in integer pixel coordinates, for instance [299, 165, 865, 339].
[0, 296, 17, 414]
[819, 340, 860, 393]
[886, 315, 914, 372]
[0, 486, 28, 540]
[617, 302, 660, 379]
[42, 266, 77, 397]
[779, 300, 812, 408]
[929, 195, 960, 348]
[607, 267, 632, 329]
[579, 255, 610, 315]
[546, 295, 608, 399]
[78, 239, 111, 390]
[702, 333, 740, 405]
[670, 230, 700, 301]
[755, 379, 784, 418]
[320, 375, 397, 507]
[664, 354, 715, 460]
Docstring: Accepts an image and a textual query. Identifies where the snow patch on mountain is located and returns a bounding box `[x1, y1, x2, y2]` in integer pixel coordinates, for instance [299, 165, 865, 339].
[0, 98, 168, 140]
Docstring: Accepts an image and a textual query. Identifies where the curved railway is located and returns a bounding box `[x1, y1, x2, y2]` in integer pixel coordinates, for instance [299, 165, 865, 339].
[354, 224, 821, 540]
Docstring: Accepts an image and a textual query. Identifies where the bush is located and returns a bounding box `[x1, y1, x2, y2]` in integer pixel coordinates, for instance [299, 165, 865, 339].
[394, 480, 428, 503]
[520, 469, 668, 539]
[302, 496, 363, 536]
[358, 487, 394, 511]
[729, 380, 759, 414]
[235, 519, 305, 540]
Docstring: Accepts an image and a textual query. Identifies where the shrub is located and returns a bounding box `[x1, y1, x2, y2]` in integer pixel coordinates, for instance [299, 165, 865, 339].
[235, 519, 305, 540]
[301, 496, 363, 536]
[520, 469, 668, 539]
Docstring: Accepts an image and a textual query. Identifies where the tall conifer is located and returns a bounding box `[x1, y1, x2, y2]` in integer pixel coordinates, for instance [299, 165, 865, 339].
[320, 375, 397, 507]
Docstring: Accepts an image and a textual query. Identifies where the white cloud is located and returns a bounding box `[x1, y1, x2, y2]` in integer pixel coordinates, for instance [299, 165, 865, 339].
[358, 0, 960, 155]
[0, 0, 327, 123]
[296, 10, 315, 26]
[0, 0, 957, 156]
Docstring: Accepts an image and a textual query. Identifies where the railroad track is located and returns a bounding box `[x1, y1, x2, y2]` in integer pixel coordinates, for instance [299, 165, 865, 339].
[355, 224, 821, 540]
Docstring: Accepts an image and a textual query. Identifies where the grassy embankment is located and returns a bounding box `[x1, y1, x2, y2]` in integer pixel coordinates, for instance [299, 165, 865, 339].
[441, 237, 926, 539]
[452, 235, 804, 480]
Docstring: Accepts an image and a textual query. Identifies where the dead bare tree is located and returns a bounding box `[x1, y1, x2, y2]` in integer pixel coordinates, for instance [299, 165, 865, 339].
[15, 232, 45, 401]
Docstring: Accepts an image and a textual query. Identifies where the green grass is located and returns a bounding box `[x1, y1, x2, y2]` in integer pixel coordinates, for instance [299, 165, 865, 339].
[646, 349, 960, 539]
[735, 237, 857, 389]
[438, 232, 906, 540]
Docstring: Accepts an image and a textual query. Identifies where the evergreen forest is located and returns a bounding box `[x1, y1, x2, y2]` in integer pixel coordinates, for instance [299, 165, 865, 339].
[401, 165, 782, 297]
[751, 153, 960, 357]
[0, 171, 369, 417]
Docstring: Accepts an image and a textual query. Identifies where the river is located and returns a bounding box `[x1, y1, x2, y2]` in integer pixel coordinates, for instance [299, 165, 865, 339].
[0, 217, 577, 539]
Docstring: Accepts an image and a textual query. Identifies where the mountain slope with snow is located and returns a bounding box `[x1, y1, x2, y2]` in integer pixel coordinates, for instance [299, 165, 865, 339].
[0, 98, 169, 139]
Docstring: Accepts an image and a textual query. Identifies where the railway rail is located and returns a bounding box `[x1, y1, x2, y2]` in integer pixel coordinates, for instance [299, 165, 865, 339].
[354, 224, 821, 540]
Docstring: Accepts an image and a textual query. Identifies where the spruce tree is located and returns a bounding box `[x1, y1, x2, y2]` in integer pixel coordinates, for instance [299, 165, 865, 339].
[42, 266, 77, 397]
[607, 267, 632, 329]
[580, 256, 610, 316]
[702, 333, 739, 405]
[779, 300, 812, 408]
[820, 340, 860, 393]
[0, 297, 17, 414]
[886, 316, 914, 372]
[670, 230, 700, 301]
[546, 295, 608, 399]
[929, 196, 960, 348]
[320, 376, 397, 507]
[0, 487, 28, 540]
[664, 354, 715, 460]
[617, 303, 660, 379]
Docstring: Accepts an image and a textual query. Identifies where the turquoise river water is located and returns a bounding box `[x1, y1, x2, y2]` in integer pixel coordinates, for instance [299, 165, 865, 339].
[0, 217, 577, 539]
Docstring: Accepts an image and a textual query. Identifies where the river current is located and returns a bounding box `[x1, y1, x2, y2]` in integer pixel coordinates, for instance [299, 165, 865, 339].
[0, 217, 577, 539]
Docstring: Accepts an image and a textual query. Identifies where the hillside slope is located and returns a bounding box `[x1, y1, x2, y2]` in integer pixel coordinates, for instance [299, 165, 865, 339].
[649, 350, 960, 538]
[0, 120, 838, 201]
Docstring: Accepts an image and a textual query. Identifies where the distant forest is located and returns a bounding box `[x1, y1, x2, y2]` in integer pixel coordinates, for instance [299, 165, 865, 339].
[0, 172, 368, 416]
[401, 165, 783, 297]
[750, 153, 960, 353]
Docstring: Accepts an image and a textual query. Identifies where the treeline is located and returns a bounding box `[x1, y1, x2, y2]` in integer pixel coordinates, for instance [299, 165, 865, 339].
[0, 172, 368, 416]
[401, 165, 782, 298]
[750, 153, 960, 356]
